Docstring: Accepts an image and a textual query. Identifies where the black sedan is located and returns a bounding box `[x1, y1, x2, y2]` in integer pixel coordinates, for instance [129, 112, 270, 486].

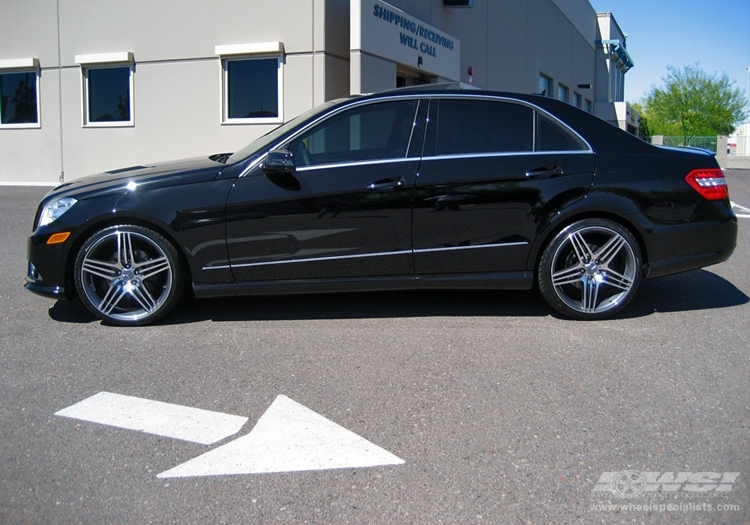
[25, 86, 737, 325]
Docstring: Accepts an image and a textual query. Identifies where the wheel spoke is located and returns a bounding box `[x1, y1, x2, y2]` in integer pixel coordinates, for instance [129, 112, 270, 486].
[98, 281, 128, 315]
[593, 234, 626, 267]
[581, 276, 600, 312]
[117, 231, 136, 268]
[129, 283, 158, 313]
[599, 269, 634, 291]
[552, 265, 584, 287]
[134, 256, 170, 280]
[81, 258, 120, 280]
[569, 231, 594, 263]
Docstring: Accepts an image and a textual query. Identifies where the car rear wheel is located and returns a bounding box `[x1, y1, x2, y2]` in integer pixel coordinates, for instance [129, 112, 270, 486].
[74, 225, 184, 326]
[538, 219, 642, 320]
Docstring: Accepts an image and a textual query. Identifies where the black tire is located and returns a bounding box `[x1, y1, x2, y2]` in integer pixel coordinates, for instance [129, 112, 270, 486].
[538, 218, 642, 320]
[74, 225, 184, 326]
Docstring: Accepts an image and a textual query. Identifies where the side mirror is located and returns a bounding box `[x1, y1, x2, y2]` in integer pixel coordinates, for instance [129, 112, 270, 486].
[264, 149, 295, 174]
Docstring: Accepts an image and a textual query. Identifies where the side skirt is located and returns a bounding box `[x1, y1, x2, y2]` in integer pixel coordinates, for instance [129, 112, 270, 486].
[193, 272, 534, 299]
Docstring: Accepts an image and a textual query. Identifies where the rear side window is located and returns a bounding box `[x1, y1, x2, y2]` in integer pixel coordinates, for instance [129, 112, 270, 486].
[430, 99, 534, 156]
[426, 97, 588, 156]
[536, 113, 588, 151]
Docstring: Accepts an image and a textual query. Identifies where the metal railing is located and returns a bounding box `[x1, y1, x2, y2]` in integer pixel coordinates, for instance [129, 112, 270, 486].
[659, 136, 718, 153]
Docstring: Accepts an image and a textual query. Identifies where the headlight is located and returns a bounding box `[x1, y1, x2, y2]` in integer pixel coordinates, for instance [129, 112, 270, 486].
[38, 197, 77, 227]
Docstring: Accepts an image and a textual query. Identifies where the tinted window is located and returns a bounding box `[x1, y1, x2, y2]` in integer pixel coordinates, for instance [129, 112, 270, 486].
[226, 58, 279, 120]
[87, 66, 131, 122]
[0, 71, 38, 125]
[288, 100, 418, 166]
[536, 113, 587, 151]
[431, 99, 534, 156]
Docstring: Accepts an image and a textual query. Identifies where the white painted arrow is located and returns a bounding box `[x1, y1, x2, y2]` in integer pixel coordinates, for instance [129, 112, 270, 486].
[157, 395, 404, 478]
[55, 392, 248, 445]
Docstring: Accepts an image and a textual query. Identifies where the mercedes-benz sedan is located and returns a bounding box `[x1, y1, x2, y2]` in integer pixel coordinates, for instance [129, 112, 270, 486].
[26, 86, 737, 325]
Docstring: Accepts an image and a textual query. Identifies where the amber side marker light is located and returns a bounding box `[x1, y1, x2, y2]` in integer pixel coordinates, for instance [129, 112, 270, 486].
[47, 232, 71, 245]
[685, 168, 729, 201]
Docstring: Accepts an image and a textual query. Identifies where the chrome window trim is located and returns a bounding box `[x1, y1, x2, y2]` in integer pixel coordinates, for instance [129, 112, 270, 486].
[296, 157, 421, 173]
[238, 155, 266, 178]
[419, 150, 594, 164]
[204, 240, 529, 271]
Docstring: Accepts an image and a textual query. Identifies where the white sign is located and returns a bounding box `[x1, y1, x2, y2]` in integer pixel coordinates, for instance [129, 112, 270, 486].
[352, 0, 460, 80]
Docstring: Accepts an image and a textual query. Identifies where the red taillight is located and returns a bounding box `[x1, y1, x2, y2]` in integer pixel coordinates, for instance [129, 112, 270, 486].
[685, 168, 729, 201]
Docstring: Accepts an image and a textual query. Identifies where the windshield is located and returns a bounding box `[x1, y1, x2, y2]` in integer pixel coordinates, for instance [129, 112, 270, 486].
[226, 100, 344, 164]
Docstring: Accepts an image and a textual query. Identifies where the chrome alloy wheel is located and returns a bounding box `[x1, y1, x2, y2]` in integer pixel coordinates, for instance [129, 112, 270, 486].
[75, 226, 181, 325]
[539, 219, 641, 319]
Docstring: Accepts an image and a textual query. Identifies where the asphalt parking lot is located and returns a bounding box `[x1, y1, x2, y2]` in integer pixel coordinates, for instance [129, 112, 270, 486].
[1, 171, 749, 525]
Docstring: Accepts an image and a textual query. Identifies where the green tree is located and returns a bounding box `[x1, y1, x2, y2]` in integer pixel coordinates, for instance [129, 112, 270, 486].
[630, 102, 652, 142]
[639, 64, 747, 145]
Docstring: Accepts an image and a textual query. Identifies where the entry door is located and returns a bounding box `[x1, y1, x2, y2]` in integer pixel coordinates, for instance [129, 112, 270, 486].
[412, 97, 596, 274]
[226, 99, 425, 281]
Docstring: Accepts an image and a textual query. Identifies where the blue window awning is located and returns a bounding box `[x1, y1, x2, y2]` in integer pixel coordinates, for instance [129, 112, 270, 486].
[598, 40, 634, 73]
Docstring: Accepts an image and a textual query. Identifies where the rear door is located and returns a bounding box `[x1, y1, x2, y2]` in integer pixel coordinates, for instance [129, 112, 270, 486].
[412, 96, 595, 274]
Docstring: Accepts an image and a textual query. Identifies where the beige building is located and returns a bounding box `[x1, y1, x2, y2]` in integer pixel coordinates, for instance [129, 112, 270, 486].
[0, 0, 634, 185]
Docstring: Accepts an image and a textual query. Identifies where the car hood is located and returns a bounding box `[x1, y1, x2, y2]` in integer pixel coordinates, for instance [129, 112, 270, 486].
[46, 156, 226, 201]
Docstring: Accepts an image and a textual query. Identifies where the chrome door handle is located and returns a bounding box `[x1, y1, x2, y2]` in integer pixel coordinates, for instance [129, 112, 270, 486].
[367, 177, 406, 191]
[526, 166, 563, 178]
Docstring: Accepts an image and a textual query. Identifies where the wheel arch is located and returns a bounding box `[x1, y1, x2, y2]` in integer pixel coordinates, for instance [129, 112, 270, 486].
[63, 214, 193, 299]
[529, 209, 649, 286]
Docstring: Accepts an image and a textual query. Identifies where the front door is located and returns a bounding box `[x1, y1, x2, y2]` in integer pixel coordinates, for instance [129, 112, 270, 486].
[226, 98, 426, 281]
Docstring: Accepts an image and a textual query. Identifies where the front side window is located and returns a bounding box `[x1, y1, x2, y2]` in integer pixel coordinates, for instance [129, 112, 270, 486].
[0, 70, 39, 127]
[287, 100, 419, 167]
[84, 66, 133, 125]
[223, 57, 281, 124]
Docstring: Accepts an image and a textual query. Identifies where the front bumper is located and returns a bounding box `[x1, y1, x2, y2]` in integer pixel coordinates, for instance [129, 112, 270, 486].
[25, 261, 67, 299]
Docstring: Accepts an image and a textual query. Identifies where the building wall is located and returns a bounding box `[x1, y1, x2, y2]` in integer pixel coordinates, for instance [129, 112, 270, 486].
[2, 0, 348, 184]
[1, 0, 623, 185]
[376, 0, 598, 99]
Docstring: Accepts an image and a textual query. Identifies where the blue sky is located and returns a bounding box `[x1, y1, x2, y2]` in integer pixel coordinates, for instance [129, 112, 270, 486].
[589, 0, 750, 104]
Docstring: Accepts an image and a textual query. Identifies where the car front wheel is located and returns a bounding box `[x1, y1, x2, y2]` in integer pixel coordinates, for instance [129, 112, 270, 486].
[74, 225, 184, 326]
[538, 219, 642, 320]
